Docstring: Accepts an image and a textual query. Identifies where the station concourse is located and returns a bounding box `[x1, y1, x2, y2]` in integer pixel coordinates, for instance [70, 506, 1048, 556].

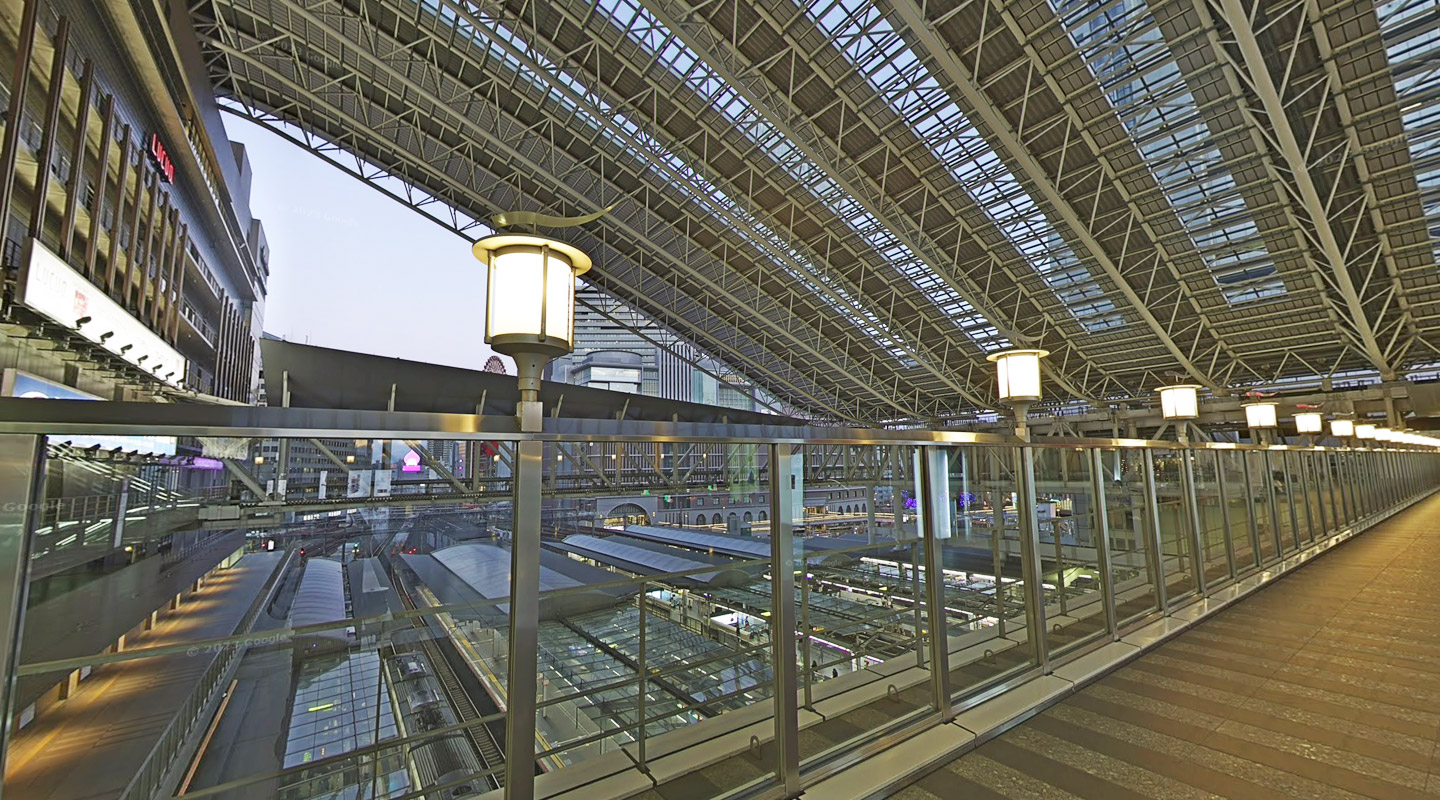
[1, 0, 1439, 799]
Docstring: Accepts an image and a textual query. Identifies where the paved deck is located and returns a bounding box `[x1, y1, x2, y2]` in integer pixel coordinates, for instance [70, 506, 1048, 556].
[893, 494, 1440, 800]
[2, 551, 282, 800]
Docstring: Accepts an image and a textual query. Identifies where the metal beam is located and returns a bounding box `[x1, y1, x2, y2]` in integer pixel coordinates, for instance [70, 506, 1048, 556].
[223, 458, 266, 498]
[205, 3, 918, 420]
[631, 0, 1110, 405]
[1210, 0, 1392, 379]
[886, 0, 1221, 391]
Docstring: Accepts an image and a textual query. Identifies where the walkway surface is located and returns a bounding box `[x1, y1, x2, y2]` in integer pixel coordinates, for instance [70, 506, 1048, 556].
[2, 551, 282, 800]
[893, 494, 1440, 800]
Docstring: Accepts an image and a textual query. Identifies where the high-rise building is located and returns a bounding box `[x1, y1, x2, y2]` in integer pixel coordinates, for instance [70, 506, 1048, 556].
[0, 0, 269, 405]
[548, 286, 771, 411]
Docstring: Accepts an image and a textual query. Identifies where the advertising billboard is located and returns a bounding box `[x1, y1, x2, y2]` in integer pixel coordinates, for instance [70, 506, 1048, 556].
[15, 238, 185, 385]
[3, 370, 177, 455]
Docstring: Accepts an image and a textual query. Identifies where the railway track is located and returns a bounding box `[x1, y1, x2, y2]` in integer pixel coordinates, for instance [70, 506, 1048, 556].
[394, 570, 506, 789]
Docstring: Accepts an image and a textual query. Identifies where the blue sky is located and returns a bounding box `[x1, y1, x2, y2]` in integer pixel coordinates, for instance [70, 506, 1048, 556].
[224, 116, 505, 372]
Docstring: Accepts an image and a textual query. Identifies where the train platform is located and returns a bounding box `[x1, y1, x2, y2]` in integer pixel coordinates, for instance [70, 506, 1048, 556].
[2, 551, 283, 800]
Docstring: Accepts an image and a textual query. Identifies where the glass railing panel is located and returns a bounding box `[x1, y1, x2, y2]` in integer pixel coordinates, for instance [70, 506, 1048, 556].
[1285, 451, 1315, 546]
[1302, 451, 1330, 540]
[1191, 450, 1231, 587]
[9, 435, 511, 800]
[1151, 449, 1198, 602]
[1245, 451, 1280, 565]
[941, 445, 1039, 697]
[1217, 449, 1258, 574]
[1099, 448, 1158, 626]
[1272, 450, 1301, 553]
[1326, 451, 1349, 528]
[536, 438, 780, 798]
[1032, 447, 1107, 656]
[794, 443, 935, 770]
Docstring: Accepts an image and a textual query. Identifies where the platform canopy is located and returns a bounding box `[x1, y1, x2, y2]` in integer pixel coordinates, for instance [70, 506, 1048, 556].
[193, 0, 1440, 424]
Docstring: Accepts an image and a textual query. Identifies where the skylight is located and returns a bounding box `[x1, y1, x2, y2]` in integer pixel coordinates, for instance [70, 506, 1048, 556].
[1050, 0, 1288, 305]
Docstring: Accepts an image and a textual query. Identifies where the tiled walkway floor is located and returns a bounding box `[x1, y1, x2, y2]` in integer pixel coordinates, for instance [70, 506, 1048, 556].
[895, 494, 1440, 800]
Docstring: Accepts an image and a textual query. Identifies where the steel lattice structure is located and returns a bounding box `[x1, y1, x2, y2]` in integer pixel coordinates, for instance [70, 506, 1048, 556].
[187, 0, 1440, 424]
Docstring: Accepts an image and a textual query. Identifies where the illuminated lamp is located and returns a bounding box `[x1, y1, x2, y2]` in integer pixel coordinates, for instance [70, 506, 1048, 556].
[1158, 385, 1201, 420]
[1243, 402, 1278, 429]
[1294, 412, 1323, 434]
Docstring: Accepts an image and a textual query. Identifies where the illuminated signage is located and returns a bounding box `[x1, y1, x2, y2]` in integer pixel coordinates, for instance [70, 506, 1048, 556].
[2, 370, 178, 455]
[17, 239, 186, 386]
[148, 133, 175, 183]
[401, 451, 423, 473]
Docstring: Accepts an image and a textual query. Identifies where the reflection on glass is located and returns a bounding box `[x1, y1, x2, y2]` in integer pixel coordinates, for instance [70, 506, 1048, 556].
[942, 447, 1039, 695]
[1151, 449, 1197, 601]
[1100, 450, 1159, 626]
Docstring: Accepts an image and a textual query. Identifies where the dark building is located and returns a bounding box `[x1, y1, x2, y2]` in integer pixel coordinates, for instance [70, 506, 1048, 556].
[0, 0, 268, 404]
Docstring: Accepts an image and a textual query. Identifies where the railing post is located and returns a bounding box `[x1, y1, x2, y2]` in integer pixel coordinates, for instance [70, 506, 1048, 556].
[637, 580, 648, 771]
[769, 443, 801, 795]
[1139, 450, 1169, 611]
[1179, 445, 1207, 593]
[1087, 449, 1118, 640]
[504, 438, 543, 800]
[917, 446, 952, 717]
[1016, 445, 1048, 673]
[0, 434, 44, 768]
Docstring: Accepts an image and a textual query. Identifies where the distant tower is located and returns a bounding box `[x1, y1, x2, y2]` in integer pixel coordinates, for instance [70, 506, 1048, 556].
[483, 355, 508, 375]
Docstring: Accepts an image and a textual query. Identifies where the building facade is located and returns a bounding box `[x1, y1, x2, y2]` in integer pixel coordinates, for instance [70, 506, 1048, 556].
[0, 0, 267, 405]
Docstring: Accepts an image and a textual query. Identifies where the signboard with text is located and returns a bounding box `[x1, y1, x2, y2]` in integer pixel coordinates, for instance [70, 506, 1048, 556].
[16, 239, 185, 385]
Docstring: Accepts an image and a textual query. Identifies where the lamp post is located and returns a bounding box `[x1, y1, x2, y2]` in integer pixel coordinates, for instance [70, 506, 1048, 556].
[1243, 401, 1278, 445]
[987, 349, 1048, 440]
[474, 210, 600, 800]
[473, 232, 591, 432]
[1158, 384, 1201, 445]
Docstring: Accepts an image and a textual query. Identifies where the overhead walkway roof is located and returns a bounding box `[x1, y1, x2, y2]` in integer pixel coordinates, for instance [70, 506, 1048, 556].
[288, 558, 348, 636]
[546, 534, 755, 587]
[401, 542, 630, 620]
[616, 525, 853, 565]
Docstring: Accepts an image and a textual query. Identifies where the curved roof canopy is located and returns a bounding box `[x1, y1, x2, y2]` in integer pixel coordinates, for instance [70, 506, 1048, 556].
[191, 0, 1440, 423]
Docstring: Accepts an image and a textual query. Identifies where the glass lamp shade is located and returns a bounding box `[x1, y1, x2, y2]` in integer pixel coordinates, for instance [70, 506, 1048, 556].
[1243, 402, 1278, 429]
[1330, 419, 1354, 437]
[1355, 423, 1377, 439]
[473, 233, 592, 357]
[1158, 385, 1201, 420]
[1294, 412, 1323, 434]
[986, 349, 1049, 402]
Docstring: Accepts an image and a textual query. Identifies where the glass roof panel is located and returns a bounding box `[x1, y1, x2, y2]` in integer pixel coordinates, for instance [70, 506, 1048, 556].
[1378, 0, 1440, 267]
[591, 0, 1013, 351]
[1049, 0, 1289, 304]
[803, 0, 1127, 331]
[422, 0, 921, 366]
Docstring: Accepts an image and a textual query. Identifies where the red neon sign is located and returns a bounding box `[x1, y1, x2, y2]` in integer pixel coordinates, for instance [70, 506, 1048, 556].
[148, 133, 175, 184]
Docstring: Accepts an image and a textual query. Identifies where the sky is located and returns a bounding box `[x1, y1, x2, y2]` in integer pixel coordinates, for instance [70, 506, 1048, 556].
[223, 116, 505, 372]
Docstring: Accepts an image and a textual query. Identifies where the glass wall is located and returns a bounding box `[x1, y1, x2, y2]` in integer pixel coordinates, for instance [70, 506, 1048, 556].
[0, 418, 1434, 800]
